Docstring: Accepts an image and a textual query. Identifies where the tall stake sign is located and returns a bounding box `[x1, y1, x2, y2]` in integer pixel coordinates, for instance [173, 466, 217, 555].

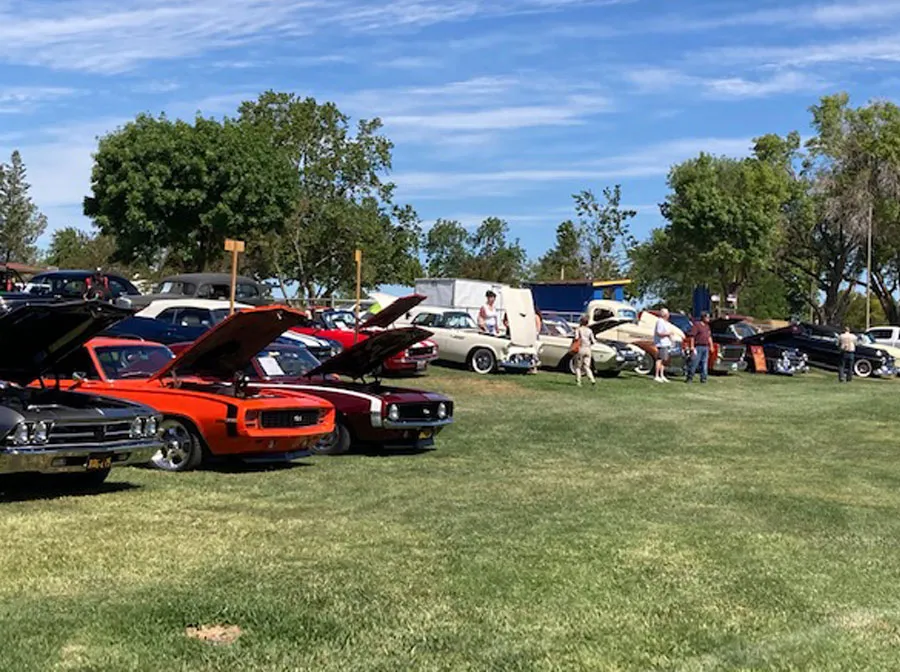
[224, 238, 245, 316]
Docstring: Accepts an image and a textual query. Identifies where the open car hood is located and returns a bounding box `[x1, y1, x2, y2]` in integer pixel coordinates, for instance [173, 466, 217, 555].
[361, 294, 426, 329]
[0, 300, 133, 385]
[307, 327, 433, 379]
[151, 306, 307, 380]
[589, 317, 636, 335]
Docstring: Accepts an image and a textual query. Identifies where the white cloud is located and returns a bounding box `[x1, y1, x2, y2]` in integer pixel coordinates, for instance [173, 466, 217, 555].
[393, 136, 753, 198]
[626, 67, 827, 99]
[0, 86, 77, 113]
[0, 0, 628, 73]
[699, 33, 900, 69]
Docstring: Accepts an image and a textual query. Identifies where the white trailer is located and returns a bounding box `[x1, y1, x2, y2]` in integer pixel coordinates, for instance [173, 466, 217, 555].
[413, 278, 512, 319]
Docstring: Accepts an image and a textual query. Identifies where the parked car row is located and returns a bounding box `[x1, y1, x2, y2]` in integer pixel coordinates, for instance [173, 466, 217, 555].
[1, 299, 456, 490]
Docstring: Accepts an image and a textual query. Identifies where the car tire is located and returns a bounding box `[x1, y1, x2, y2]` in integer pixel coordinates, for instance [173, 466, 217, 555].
[854, 359, 873, 378]
[63, 468, 111, 490]
[314, 421, 351, 455]
[469, 348, 497, 375]
[634, 353, 654, 376]
[153, 417, 204, 472]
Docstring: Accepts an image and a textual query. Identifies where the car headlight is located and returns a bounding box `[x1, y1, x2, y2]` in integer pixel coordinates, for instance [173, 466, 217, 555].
[33, 421, 50, 445]
[130, 417, 145, 438]
[387, 404, 400, 421]
[145, 416, 159, 437]
[12, 422, 29, 446]
[437, 402, 448, 419]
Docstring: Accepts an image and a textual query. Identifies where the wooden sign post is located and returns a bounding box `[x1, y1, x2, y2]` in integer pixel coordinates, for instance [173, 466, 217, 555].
[354, 249, 362, 344]
[224, 238, 245, 316]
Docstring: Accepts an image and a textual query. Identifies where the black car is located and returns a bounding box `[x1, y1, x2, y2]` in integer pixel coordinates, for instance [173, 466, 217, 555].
[0, 300, 163, 487]
[102, 316, 208, 345]
[742, 321, 896, 378]
[27, 270, 140, 300]
[709, 316, 808, 375]
[130, 273, 273, 309]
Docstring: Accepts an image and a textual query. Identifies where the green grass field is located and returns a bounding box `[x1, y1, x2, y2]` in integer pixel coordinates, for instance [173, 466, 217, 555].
[2, 367, 899, 671]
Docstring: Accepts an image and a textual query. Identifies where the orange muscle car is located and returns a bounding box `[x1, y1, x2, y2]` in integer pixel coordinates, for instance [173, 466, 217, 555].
[48, 306, 335, 471]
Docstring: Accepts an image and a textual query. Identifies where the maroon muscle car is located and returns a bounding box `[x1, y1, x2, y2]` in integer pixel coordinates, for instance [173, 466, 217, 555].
[246, 327, 454, 455]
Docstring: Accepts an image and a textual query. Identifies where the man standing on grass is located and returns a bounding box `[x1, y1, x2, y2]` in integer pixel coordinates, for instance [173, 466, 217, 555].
[654, 308, 674, 383]
[838, 325, 857, 382]
[685, 311, 712, 383]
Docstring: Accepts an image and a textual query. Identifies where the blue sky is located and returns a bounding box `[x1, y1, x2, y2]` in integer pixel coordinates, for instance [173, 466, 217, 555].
[1, 0, 899, 260]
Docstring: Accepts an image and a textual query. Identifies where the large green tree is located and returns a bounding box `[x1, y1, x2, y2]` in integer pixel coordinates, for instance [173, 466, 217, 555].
[238, 91, 421, 300]
[0, 151, 47, 264]
[423, 217, 527, 285]
[84, 113, 298, 272]
[572, 186, 636, 279]
[531, 220, 586, 281]
[45, 227, 117, 271]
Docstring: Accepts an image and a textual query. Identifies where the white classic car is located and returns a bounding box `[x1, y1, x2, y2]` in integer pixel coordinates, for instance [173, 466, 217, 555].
[538, 317, 646, 376]
[408, 289, 539, 374]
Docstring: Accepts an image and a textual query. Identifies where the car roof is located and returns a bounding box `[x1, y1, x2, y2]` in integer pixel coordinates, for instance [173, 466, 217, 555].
[141, 299, 253, 312]
[34, 269, 129, 279]
[159, 273, 261, 283]
[89, 336, 168, 348]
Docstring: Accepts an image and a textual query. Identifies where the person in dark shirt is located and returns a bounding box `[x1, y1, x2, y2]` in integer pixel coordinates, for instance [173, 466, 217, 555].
[685, 311, 712, 383]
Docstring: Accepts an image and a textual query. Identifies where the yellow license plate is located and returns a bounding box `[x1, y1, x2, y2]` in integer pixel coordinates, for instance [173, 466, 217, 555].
[418, 430, 433, 440]
[87, 455, 112, 470]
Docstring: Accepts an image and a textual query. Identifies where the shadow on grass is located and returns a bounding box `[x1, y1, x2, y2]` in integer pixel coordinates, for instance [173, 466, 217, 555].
[0, 475, 141, 503]
[348, 446, 435, 458]
[201, 459, 314, 474]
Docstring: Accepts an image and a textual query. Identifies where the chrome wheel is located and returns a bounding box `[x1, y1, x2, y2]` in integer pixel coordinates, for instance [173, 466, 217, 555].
[152, 419, 202, 471]
[854, 359, 873, 378]
[634, 353, 654, 376]
[313, 422, 351, 455]
[470, 348, 496, 375]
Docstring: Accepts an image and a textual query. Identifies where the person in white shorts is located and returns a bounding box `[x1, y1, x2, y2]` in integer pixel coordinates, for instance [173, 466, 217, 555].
[654, 308, 674, 383]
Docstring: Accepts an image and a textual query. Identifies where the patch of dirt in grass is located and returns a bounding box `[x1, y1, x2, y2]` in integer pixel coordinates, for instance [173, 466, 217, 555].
[185, 624, 242, 645]
[57, 643, 89, 669]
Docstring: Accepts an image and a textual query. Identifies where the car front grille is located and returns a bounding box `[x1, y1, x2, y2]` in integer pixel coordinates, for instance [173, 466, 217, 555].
[407, 345, 436, 359]
[47, 421, 133, 446]
[720, 345, 746, 361]
[260, 409, 321, 429]
[396, 402, 452, 421]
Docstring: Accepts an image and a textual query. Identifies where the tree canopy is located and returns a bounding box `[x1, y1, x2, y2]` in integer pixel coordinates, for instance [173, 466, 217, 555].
[84, 113, 299, 273]
[0, 151, 46, 264]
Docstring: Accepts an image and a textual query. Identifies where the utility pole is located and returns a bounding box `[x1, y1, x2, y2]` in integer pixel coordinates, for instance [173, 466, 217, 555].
[223, 238, 245, 316]
[866, 203, 873, 330]
[354, 249, 362, 344]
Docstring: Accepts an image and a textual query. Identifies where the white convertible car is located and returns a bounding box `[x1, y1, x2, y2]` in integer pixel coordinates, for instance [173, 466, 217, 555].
[408, 289, 539, 374]
[538, 317, 646, 376]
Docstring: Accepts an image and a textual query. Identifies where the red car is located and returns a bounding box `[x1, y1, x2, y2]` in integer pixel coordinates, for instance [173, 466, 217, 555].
[246, 327, 454, 455]
[49, 307, 336, 471]
[292, 295, 438, 373]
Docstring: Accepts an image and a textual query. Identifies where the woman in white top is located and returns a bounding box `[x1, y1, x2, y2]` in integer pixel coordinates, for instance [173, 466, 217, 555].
[653, 307, 674, 383]
[478, 290, 499, 335]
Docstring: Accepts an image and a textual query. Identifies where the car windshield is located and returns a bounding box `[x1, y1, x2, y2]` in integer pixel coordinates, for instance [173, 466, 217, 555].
[732, 322, 759, 339]
[542, 319, 574, 337]
[254, 346, 321, 378]
[857, 333, 875, 345]
[321, 311, 357, 331]
[443, 312, 477, 329]
[95, 345, 175, 379]
[617, 308, 638, 321]
[154, 281, 194, 295]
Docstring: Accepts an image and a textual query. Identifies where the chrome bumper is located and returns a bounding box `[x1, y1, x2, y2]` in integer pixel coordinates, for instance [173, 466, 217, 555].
[712, 359, 748, 373]
[382, 418, 454, 430]
[0, 440, 162, 475]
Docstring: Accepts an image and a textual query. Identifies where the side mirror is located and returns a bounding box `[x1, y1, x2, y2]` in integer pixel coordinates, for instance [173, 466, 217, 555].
[115, 296, 133, 309]
[70, 372, 87, 389]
